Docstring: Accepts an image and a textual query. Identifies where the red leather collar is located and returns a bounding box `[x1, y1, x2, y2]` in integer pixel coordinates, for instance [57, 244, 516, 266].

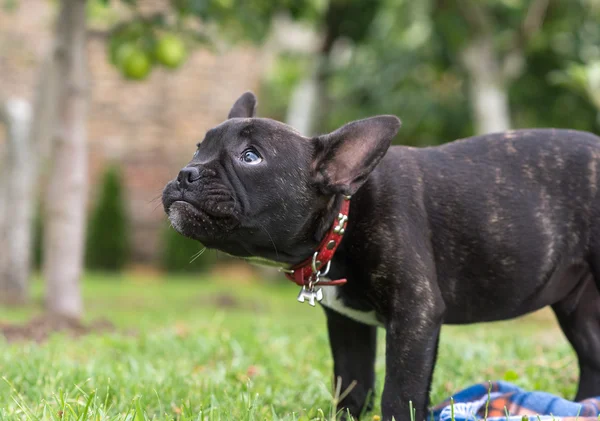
[285, 196, 350, 287]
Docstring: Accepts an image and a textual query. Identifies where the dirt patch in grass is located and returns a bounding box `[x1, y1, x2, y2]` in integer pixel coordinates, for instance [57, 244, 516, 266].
[211, 293, 241, 308]
[196, 292, 265, 312]
[0, 314, 115, 343]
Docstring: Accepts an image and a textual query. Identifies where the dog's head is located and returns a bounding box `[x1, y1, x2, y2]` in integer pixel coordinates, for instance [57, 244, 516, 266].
[162, 92, 400, 264]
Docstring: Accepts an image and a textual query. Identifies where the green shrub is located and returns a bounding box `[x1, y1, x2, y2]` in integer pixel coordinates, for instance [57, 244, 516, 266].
[86, 163, 130, 271]
[161, 222, 216, 273]
[32, 205, 44, 270]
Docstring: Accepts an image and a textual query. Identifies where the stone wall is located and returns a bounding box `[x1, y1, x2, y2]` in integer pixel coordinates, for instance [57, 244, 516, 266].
[0, 1, 265, 263]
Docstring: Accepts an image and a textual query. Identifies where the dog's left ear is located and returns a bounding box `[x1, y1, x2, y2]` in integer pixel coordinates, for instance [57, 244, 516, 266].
[313, 115, 401, 196]
[228, 91, 257, 119]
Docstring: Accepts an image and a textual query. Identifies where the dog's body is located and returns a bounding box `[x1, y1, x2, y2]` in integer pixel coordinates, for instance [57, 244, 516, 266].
[162, 92, 600, 421]
[331, 129, 600, 325]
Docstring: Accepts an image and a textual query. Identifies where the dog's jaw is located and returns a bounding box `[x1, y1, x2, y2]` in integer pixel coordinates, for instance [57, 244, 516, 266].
[167, 201, 200, 238]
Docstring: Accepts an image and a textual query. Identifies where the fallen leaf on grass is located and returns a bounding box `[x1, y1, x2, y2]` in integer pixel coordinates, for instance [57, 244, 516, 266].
[247, 365, 259, 377]
[193, 365, 206, 374]
[174, 322, 189, 338]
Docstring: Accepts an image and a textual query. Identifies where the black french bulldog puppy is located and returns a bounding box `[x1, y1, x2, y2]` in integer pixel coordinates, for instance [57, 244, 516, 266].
[162, 92, 600, 421]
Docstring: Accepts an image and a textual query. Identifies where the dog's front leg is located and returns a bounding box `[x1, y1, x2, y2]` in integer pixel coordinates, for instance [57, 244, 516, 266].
[381, 309, 443, 421]
[324, 306, 377, 420]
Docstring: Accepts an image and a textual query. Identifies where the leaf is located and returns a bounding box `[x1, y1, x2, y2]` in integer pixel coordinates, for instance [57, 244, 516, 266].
[189, 0, 209, 17]
[2, 0, 18, 12]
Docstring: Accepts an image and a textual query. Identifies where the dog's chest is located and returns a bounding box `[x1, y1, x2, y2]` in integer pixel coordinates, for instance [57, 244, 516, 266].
[320, 285, 383, 327]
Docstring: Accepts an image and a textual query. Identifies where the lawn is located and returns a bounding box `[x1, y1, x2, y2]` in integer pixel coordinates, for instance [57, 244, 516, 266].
[0, 271, 577, 420]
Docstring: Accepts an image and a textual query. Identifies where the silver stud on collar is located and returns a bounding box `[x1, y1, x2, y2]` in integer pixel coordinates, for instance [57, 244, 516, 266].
[334, 213, 348, 234]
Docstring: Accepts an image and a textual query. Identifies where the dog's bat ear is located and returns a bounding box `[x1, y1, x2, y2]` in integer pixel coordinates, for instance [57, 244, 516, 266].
[312, 115, 401, 196]
[228, 91, 258, 119]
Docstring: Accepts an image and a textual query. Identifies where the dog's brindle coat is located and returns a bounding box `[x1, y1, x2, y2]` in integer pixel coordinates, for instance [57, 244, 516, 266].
[162, 92, 600, 421]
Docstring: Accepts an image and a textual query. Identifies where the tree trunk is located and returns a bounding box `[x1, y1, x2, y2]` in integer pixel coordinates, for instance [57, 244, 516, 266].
[286, 69, 321, 136]
[1, 111, 8, 285]
[0, 99, 33, 305]
[44, 0, 88, 319]
[31, 53, 61, 178]
[462, 36, 512, 135]
[285, 31, 335, 137]
[0, 41, 61, 307]
[286, 59, 329, 136]
[0, 107, 7, 300]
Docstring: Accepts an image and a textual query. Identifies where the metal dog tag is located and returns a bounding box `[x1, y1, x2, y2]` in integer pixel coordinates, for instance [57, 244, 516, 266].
[297, 285, 323, 306]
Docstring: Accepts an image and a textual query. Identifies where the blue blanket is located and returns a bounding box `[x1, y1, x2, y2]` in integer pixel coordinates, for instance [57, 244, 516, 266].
[429, 382, 600, 421]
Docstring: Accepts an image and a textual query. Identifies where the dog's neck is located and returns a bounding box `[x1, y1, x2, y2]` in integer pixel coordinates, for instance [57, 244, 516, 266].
[284, 195, 351, 286]
[243, 194, 348, 270]
[313, 194, 346, 244]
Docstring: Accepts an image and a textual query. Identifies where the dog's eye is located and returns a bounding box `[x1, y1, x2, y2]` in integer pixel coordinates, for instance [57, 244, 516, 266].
[241, 149, 262, 165]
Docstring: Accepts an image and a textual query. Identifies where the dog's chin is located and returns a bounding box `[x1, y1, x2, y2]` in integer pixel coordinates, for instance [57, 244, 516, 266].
[166, 202, 283, 261]
[167, 199, 241, 244]
[166, 201, 221, 242]
[167, 201, 202, 239]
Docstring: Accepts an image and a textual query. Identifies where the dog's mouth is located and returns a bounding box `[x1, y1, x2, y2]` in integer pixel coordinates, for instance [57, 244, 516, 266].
[167, 200, 239, 243]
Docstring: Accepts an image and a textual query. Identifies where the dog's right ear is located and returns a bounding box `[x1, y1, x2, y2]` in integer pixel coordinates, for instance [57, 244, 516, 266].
[228, 91, 257, 119]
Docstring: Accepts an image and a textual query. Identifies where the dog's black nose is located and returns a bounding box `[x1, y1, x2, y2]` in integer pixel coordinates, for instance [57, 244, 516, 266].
[177, 167, 201, 189]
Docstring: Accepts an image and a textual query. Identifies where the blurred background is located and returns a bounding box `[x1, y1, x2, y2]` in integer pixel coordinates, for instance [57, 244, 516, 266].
[0, 0, 599, 322]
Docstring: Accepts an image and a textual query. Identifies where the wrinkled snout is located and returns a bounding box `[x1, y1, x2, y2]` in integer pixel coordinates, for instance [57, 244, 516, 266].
[161, 164, 239, 243]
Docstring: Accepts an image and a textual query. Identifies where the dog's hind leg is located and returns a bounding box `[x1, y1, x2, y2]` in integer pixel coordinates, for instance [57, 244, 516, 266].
[552, 274, 600, 400]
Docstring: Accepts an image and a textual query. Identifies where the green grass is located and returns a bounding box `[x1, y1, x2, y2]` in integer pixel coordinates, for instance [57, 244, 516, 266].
[0, 272, 577, 420]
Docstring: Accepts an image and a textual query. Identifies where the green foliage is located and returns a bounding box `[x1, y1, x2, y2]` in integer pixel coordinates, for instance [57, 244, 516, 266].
[32, 206, 44, 270]
[262, 0, 600, 144]
[259, 53, 312, 122]
[87, 0, 120, 25]
[86, 164, 130, 272]
[509, 0, 600, 130]
[324, 25, 473, 145]
[102, 0, 325, 81]
[543, 2, 600, 116]
[323, 0, 382, 44]
[107, 16, 181, 81]
[430, 0, 600, 133]
[161, 222, 216, 273]
[2, 0, 17, 12]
